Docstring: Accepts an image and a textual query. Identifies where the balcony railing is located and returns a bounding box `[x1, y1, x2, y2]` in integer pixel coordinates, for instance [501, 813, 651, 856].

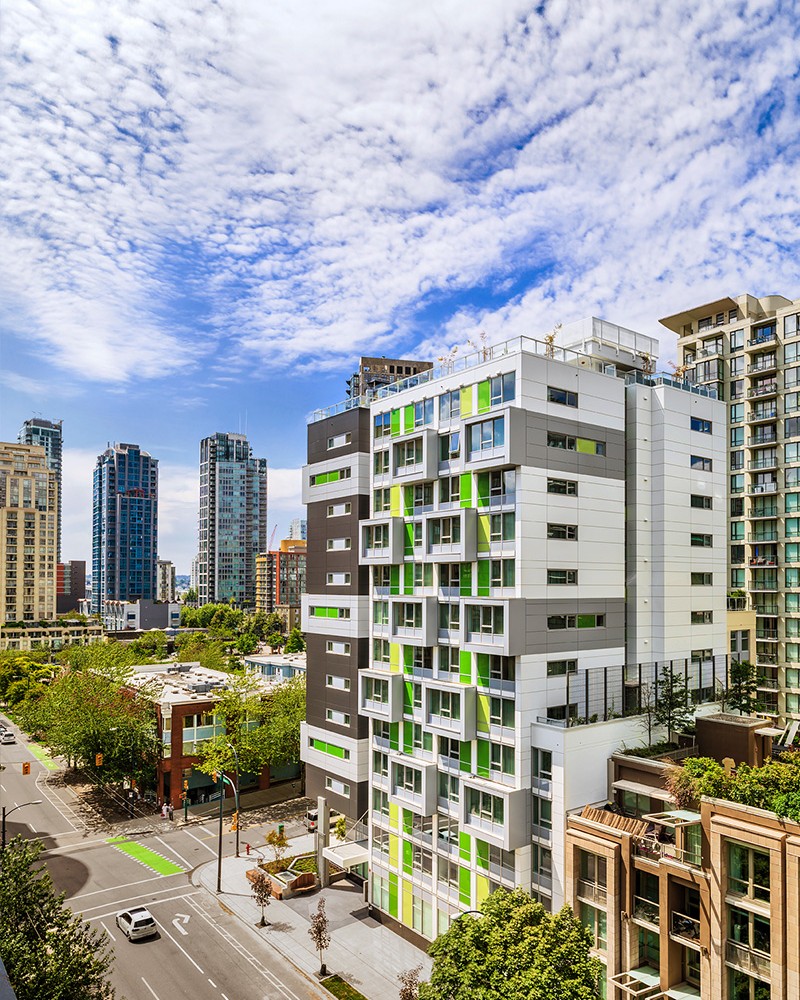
[632, 895, 660, 925]
[748, 360, 777, 373]
[748, 482, 778, 494]
[749, 407, 778, 422]
[750, 580, 779, 590]
[671, 911, 701, 942]
[748, 458, 778, 470]
[754, 603, 779, 615]
[748, 332, 777, 346]
[748, 531, 778, 541]
[748, 383, 778, 398]
[577, 879, 607, 905]
[756, 629, 778, 640]
[748, 435, 777, 446]
[756, 652, 778, 665]
[749, 506, 777, 518]
[727, 597, 749, 611]
[757, 676, 779, 689]
[749, 558, 778, 567]
[725, 941, 771, 979]
[633, 837, 701, 868]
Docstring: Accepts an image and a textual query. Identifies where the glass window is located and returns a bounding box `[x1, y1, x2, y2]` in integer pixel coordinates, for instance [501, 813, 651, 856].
[691, 417, 712, 433]
[547, 569, 578, 584]
[691, 494, 712, 509]
[547, 385, 577, 407]
[469, 417, 505, 454]
[547, 478, 577, 495]
[691, 455, 713, 471]
[490, 372, 516, 405]
[547, 523, 577, 540]
[728, 843, 770, 902]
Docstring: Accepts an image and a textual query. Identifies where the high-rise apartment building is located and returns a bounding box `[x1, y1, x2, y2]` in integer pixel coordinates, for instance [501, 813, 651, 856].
[345, 356, 434, 400]
[255, 539, 307, 627]
[662, 293, 800, 723]
[156, 559, 177, 603]
[301, 320, 729, 939]
[92, 443, 158, 615]
[0, 443, 58, 622]
[56, 559, 86, 614]
[288, 517, 307, 540]
[198, 433, 267, 607]
[18, 418, 63, 561]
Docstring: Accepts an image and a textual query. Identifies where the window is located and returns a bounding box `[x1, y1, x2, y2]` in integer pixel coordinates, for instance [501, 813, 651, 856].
[469, 417, 505, 454]
[373, 488, 391, 513]
[326, 675, 351, 691]
[374, 412, 391, 438]
[489, 697, 514, 726]
[364, 524, 389, 549]
[547, 478, 577, 495]
[327, 502, 351, 517]
[547, 659, 577, 676]
[547, 569, 577, 585]
[395, 439, 422, 468]
[327, 537, 351, 551]
[439, 476, 460, 505]
[691, 494, 712, 509]
[730, 328, 744, 350]
[531, 795, 551, 830]
[414, 398, 434, 427]
[394, 763, 422, 796]
[439, 431, 461, 461]
[490, 742, 515, 776]
[437, 813, 459, 847]
[327, 432, 351, 449]
[691, 417, 712, 433]
[729, 905, 770, 956]
[326, 709, 351, 726]
[547, 523, 577, 540]
[547, 385, 578, 407]
[439, 646, 460, 674]
[327, 571, 352, 586]
[730, 427, 745, 448]
[310, 467, 351, 486]
[310, 605, 350, 620]
[531, 748, 552, 781]
[489, 655, 515, 681]
[468, 605, 505, 635]
[691, 534, 712, 547]
[466, 787, 504, 825]
[489, 512, 515, 542]
[730, 402, 744, 423]
[326, 640, 351, 655]
[787, 417, 800, 439]
[374, 450, 390, 475]
[395, 603, 423, 629]
[730, 450, 744, 470]
[690, 455, 712, 471]
[372, 788, 390, 817]
[690, 610, 713, 624]
[438, 603, 460, 631]
[580, 902, 607, 953]
[547, 433, 605, 455]
[325, 776, 350, 797]
[490, 372, 516, 405]
[373, 601, 389, 626]
[691, 573, 713, 585]
[438, 772, 459, 804]
[430, 517, 461, 546]
[728, 842, 770, 902]
[490, 559, 515, 588]
[429, 688, 461, 721]
[439, 390, 460, 421]
[547, 613, 605, 629]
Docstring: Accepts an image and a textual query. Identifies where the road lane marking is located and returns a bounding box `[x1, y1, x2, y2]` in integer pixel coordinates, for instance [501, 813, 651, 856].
[155, 835, 192, 868]
[71, 875, 164, 902]
[183, 829, 218, 856]
[141, 978, 161, 999]
[172, 913, 190, 936]
[35, 772, 84, 833]
[208, 979, 217, 988]
[101, 921, 116, 942]
[106, 837, 185, 876]
[157, 921, 205, 974]
[27, 744, 59, 770]
[83, 890, 201, 921]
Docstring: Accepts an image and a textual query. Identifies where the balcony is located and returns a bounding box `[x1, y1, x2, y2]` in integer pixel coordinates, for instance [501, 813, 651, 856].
[423, 508, 477, 564]
[725, 941, 771, 980]
[748, 434, 777, 446]
[748, 531, 778, 541]
[423, 681, 477, 741]
[727, 597, 749, 611]
[748, 330, 777, 347]
[754, 602, 779, 615]
[360, 517, 405, 564]
[750, 580, 779, 591]
[696, 344, 723, 359]
[359, 670, 404, 723]
[748, 457, 778, 471]
[390, 597, 438, 647]
[749, 506, 777, 518]
[755, 629, 778, 640]
[756, 675, 779, 688]
[748, 358, 777, 374]
[577, 879, 607, 905]
[756, 652, 778, 665]
[749, 557, 778, 567]
[671, 911, 701, 943]
[476, 491, 516, 511]
[748, 383, 778, 399]
[389, 757, 438, 816]
[748, 481, 778, 495]
[460, 778, 529, 851]
[632, 895, 659, 926]
[749, 407, 778, 423]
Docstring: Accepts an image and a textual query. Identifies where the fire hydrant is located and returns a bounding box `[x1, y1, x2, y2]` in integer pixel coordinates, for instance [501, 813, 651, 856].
[245, 843, 251, 856]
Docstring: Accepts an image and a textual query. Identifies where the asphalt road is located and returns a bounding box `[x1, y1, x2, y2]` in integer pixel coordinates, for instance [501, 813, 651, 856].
[0, 717, 324, 1000]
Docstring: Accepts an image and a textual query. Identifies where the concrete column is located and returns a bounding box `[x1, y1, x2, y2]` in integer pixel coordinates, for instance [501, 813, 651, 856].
[317, 795, 331, 887]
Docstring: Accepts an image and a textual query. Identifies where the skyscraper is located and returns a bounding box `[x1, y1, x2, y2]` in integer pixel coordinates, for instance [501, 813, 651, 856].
[18, 418, 63, 561]
[92, 443, 158, 615]
[288, 517, 307, 540]
[198, 433, 268, 607]
[0, 442, 58, 622]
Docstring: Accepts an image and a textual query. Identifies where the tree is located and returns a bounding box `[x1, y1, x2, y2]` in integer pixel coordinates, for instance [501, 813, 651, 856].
[284, 627, 306, 653]
[727, 660, 762, 715]
[308, 897, 331, 976]
[332, 815, 348, 841]
[418, 889, 602, 1000]
[183, 587, 198, 606]
[653, 665, 692, 742]
[264, 611, 287, 636]
[265, 828, 289, 866]
[398, 965, 423, 1000]
[235, 633, 258, 655]
[250, 870, 273, 927]
[0, 837, 115, 999]
[638, 681, 657, 745]
[252, 674, 306, 767]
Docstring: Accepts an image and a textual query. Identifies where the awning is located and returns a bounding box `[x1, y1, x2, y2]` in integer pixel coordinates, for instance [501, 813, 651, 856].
[608, 968, 661, 997]
[613, 779, 672, 803]
[322, 840, 369, 870]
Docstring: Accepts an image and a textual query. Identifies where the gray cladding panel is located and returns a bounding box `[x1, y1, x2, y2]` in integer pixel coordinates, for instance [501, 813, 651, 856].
[305, 762, 368, 821]
[305, 633, 369, 738]
[307, 407, 372, 465]
[306, 497, 371, 593]
[524, 597, 625, 653]
[525, 411, 625, 479]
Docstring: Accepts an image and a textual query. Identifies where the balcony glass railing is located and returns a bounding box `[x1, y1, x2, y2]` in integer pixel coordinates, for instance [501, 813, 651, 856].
[748, 384, 778, 398]
[748, 482, 778, 494]
[578, 879, 607, 905]
[671, 911, 701, 942]
[748, 531, 778, 541]
[748, 435, 777, 445]
[749, 507, 777, 518]
[633, 837, 701, 868]
[725, 941, 771, 979]
[749, 407, 778, 421]
[632, 895, 660, 926]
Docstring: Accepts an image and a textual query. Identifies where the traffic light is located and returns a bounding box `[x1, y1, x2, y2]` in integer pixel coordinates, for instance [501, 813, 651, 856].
[230, 811, 238, 832]
[22, 761, 31, 776]
[212, 771, 218, 783]
[95, 753, 103, 766]
[183, 779, 189, 791]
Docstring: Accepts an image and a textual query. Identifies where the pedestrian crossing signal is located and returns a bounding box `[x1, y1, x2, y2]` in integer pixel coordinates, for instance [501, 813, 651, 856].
[22, 762, 31, 776]
[95, 753, 103, 766]
[231, 811, 238, 832]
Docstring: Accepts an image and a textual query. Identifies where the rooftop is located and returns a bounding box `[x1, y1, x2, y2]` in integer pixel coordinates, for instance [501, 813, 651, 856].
[127, 661, 280, 708]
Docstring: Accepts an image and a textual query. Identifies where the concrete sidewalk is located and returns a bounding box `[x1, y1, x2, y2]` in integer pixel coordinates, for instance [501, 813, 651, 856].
[192, 854, 432, 1000]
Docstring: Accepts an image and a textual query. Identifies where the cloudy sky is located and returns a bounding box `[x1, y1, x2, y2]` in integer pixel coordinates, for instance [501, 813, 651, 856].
[2, 0, 798, 573]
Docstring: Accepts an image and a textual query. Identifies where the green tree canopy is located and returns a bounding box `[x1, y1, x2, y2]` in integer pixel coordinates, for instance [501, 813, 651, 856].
[653, 665, 692, 740]
[726, 660, 762, 715]
[0, 837, 115, 999]
[419, 889, 603, 1000]
[283, 627, 306, 653]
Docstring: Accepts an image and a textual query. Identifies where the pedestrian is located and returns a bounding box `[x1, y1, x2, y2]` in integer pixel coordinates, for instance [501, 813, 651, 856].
[168, 803, 174, 821]
[161, 802, 167, 820]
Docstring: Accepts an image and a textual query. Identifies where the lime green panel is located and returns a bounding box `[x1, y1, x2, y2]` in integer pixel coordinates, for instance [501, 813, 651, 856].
[459, 831, 471, 863]
[402, 879, 413, 926]
[477, 560, 490, 597]
[404, 523, 414, 556]
[476, 839, 489, 871]
[477, 514, 491, 553]
[423, 563, 433, 587]
[403, 645, 414, 674]
[476, 653, 490, 687]
[477, 472, 490, 507]
[460, 387, 473, 417]
[459, 865, 471, 905]
[390, 565, 400, 595]
[403, 838, 413, 875]
[390, 642, 401, 673]
[477, 379, 491, 414]
[476, 694, 490, 734]
[476, 739, 491, 778]
[459, 650, 472, 685]
[403, 809, 413, 835]
[403, 720, 413, 755]
[389, 803, 399, 831]
[403, 563, 414, 595]
[576, 437, 596, 454]
[459, 741, 471, 772]
[389, 833, 399, 867]
[390, 485, 402, 517]
[389, 722, 400, 751]
[391, 409, 401, 437]
[460, 563, 472, 597]
[403, 404, 414, 433]
[476, 874, 490, 904]
[389, 873, 399, 917]
[403, 681, 413, 713]
[460, 473, 473, 508]
[403, 486, 414, 516]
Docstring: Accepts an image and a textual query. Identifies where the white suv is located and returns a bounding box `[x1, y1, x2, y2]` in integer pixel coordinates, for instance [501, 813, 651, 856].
[115, 906, 158, 941]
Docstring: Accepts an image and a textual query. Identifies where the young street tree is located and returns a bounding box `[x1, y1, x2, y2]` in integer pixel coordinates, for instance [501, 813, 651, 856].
[308, 897, 331, 976]
[653, 665, 693, 742]
[398, 965, 423, 1000]
[727, 660, 762, 715]
[0, 837, 115, 999]
[418, 888, 602, 1000]
[250, 870, 273, 927]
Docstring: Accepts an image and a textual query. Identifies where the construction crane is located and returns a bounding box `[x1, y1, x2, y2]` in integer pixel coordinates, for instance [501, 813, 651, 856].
[268, 523, 278, 551]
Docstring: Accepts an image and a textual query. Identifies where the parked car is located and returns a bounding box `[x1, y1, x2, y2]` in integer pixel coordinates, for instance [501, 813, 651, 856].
[0, 732, 16, 745]
[115, 906, 158, 941]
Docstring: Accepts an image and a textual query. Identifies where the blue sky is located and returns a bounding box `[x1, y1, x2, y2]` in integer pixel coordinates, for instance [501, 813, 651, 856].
[2, 0, 799, 573]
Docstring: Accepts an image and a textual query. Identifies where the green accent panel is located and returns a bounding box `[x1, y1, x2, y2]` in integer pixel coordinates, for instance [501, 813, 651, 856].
[389, 874, 399, 917]
[390, 565, 400, 595]
[390, 485, 402, 517]
[28, 744, 58, 771]
[476, 694, 490, 734]
[477, 472, 490, 507]
[460, 473, 473, 508]
[329, 470, 341, 482]
[403, 564, 414, 595]
[403, 838, 414, 875]
[310, 738, 346, 759]
[476, 839, 490, 871]
[460, 562, 472, 597]
[459, 865, 471, 905]
[459, 741, 472, 773]
[403, 809, 413, 835]
[576, 437, 597, 454]
[390, 642, 401, 673]
[403, 721, 413, 755]
[402, 879, 413, 926]
[403, 645, 414, 674]
[459, 832, 471, 862]
[391, 409, 401, 437]
[404, 523, 414, 556]
[389, 722, 399, 751]
[477, 379, 491, 414]
[106, 838, 185, 877]
[389, 833, 399, 867]
[403, 404, 415, 433]
[389, 803, 399, 830]
[403, 486, 414, 516]
[477, 560, 490, 597]
[477, 514, 491, 552]
[476, 739, 491, 778]
[403, 681, 413, 713]
[476, 874, 490, 904]
[459, 650, 472, 685]
[460, 386, 473, 417]
[476, 653, 490, 687]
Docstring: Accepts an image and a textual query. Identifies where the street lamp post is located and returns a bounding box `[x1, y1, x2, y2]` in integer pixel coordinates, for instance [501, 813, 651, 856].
[1, 800, 43, 853]
[226, 742, 241, 858]
[215, 771, 240, 893]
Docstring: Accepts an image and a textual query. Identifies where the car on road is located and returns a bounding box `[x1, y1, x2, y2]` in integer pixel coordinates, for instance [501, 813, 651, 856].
[0, 732, 15, 745]
[115, 907, 158, 941]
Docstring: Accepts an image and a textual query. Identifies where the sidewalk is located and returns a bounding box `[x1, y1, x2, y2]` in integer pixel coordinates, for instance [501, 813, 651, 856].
[192, 852, 432, 1000]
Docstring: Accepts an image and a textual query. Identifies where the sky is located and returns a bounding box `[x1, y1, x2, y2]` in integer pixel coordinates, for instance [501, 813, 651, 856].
[1, 0, 799, 574]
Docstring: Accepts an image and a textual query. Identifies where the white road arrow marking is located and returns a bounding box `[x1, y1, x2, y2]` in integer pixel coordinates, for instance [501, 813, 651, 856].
[172, 913, 190, 936]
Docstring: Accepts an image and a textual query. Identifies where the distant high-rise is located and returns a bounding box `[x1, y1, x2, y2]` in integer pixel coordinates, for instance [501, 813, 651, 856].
[345, 356, 434, 400]
[92, 443, 158, 615]
[56, 559, 86, 614]
[156, 559, 177, 603]
[0, 442, 58, 622]
[18, 418, 63, 561]
[288, 517, 307, 540]
[198, 433, 267, 607]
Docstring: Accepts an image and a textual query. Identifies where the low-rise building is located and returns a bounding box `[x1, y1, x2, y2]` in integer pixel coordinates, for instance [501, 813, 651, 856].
[243, 651, 306, 682]
[0, 619, 104, 651]
[102, 599, 181, 632]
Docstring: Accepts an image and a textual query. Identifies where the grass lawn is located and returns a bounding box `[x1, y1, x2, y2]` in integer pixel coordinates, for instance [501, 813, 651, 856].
[322, 975, 369, 1000]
